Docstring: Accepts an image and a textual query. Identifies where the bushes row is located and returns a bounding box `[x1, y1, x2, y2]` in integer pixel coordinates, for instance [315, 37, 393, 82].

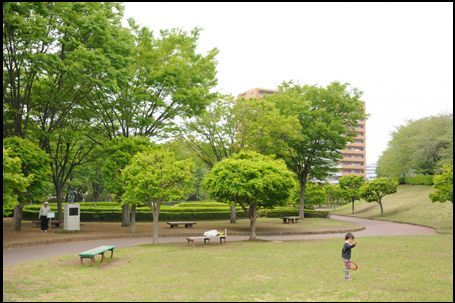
[404, 175, 434, 185]
[263, 208, 328, 218]
[21, 208, 328, 221]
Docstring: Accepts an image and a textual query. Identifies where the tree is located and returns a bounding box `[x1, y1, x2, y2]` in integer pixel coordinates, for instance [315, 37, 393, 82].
[121, 149, 194, 242]
[100, 136, 155, 226]
[265, 81, 366, 218]
[325, 183, 343, 209]
[429, 165, 453, 203]
[304, 183, 327, 208]
[91, 21, 219, 140]
[204, 151, 296, 240]
[339, 175, 365, 214]
[377, 114, 453, 178]
[360, 177, 398, 216]
[4, 137, 52, 230]
[3, 148, 30, 213]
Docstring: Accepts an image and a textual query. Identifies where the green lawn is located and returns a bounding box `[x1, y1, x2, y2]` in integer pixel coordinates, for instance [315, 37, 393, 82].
[332, 185, 453, 234]
[3, 235, 453, 302]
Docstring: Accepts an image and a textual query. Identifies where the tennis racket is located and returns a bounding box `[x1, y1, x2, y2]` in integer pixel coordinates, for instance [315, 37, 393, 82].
[346, 260, 359, 270]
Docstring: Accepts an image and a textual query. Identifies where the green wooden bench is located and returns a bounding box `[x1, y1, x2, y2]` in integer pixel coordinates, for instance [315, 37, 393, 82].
[79, 245, 116, 265]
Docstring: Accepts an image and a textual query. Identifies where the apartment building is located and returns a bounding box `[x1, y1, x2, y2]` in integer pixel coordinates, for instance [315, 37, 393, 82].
[238, 88, 366, 183]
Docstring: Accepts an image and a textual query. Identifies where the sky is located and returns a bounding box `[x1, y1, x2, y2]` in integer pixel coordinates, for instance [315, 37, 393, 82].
[123, 2, 453, 164]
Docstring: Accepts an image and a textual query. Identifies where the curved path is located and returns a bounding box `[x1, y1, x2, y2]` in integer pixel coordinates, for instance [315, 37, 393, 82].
[3, 215, 436, 266]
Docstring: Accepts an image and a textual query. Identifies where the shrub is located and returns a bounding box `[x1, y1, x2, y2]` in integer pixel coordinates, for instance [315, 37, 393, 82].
[404, 175, 434, 185]
[174, 202, 230, 208]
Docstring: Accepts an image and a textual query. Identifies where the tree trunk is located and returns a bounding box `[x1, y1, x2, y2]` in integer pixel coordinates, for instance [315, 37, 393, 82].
[299, 176, 308, 219]
[121, 203, 131, 227]
[249, 204, 257, 240]
[129, 205, 136, 233]
[351, 199, 355, 214]
[11, 202, 24, 231]
[230, 204, 237, 223]
[56, 183, 63, 221]
[379, 200, 384, 216]
[152, 203, 160, 244]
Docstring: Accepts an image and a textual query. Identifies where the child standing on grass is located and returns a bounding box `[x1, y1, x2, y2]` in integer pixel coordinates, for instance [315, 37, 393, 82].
[342, 232, 357, 280]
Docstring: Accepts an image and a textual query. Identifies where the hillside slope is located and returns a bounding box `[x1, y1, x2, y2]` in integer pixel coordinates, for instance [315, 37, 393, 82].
[332, 185, 453, 234]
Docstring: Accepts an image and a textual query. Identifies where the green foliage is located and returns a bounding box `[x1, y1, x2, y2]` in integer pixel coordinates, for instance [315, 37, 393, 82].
[121, 149, 195, 208]
[301, 183, 327, 206]
[174, 202, 230, 208]
[101, 136, 155, 200]
[430, 165, 453, 203]
[263, 208, 328, 218]
[204, 150, 296, 239]
[3, 137, 52, 203]
[204, 151, 296, 210]
[3, 148, 30, 211]
[377, 114, 453, 178]
[263, 81, 366, 213]
[339, 175, 365, 213]
[324, 183, 344, 205]
[360, 177, 398, 215]
[404, 175, 434, 185]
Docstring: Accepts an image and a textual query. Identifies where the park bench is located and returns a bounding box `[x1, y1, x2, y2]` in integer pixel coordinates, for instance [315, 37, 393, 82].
[186, 230, 227, 245]
[282, 216, 300, 224]
[167, 221, 197, 228]
[78, 245, 116, 266]
[32, 220, 62, 228]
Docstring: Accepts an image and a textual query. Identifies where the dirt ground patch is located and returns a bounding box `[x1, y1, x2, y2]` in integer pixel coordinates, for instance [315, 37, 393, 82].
[3, 217, 363, 248]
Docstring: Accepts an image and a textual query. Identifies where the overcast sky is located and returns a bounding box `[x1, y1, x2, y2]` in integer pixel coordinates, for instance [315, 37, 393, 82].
[123, 2, 453, 164]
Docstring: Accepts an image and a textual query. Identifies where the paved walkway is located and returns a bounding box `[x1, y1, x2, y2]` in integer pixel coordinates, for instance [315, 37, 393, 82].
[3, 215, 436, 266]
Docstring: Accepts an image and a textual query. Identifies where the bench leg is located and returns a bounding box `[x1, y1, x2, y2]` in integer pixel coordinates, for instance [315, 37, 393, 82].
[91, 257, 94, 266]
[101, 252, 105, 263]
[110, 249, 114, 258]
[80, 257, 83, 265]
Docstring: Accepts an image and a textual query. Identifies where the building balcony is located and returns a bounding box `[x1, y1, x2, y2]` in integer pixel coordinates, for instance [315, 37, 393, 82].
[341, 165, 366, 170]
[346, 142, 365, 148]
[341, 149, 365, 154]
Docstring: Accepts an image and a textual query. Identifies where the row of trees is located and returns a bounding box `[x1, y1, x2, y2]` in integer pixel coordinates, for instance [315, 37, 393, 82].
[3, 2, 219, 230]
[4, 3, 391, 236]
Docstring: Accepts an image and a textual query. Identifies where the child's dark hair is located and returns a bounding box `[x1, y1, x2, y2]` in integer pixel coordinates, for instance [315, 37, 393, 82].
[345, 233, 355, 240]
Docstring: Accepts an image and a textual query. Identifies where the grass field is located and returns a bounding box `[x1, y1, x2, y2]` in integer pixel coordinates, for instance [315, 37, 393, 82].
[3, 235, 453, 302]
[332, 185, 453, 234]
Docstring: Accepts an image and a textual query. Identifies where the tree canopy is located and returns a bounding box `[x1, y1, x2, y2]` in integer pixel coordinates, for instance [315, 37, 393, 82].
[377, 114, 453, 178]
[204, 151, 296, 240]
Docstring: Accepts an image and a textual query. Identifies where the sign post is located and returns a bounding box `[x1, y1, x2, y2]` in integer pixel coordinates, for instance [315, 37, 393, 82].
[47, 212, 55, 233]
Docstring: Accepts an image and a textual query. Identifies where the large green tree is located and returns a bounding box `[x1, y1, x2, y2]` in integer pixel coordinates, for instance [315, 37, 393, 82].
[100, 136, 155, 226]
[121, 149, 194, 242]
[377, 114, 453, 178]
[339, 175, 365, 214]
[4, 137, 51, 230]
[264, 81, 366, 218]
[91, 21, 218, 140]
[360, 177, 398, 216]
[204, 151, 296, 240]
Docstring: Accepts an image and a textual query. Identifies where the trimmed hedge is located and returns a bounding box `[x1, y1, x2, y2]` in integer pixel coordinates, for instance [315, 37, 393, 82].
[174, 202, 229, 208]
[404, 175, 434, 185]
[21, 207, 328, 221]
[263, 208, 328, 218]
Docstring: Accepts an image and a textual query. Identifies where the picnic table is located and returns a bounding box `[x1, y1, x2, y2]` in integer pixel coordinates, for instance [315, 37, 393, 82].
[282, 216, 300, 224]
[79, 245, 116, 265]
[166, 221, 197, 228]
